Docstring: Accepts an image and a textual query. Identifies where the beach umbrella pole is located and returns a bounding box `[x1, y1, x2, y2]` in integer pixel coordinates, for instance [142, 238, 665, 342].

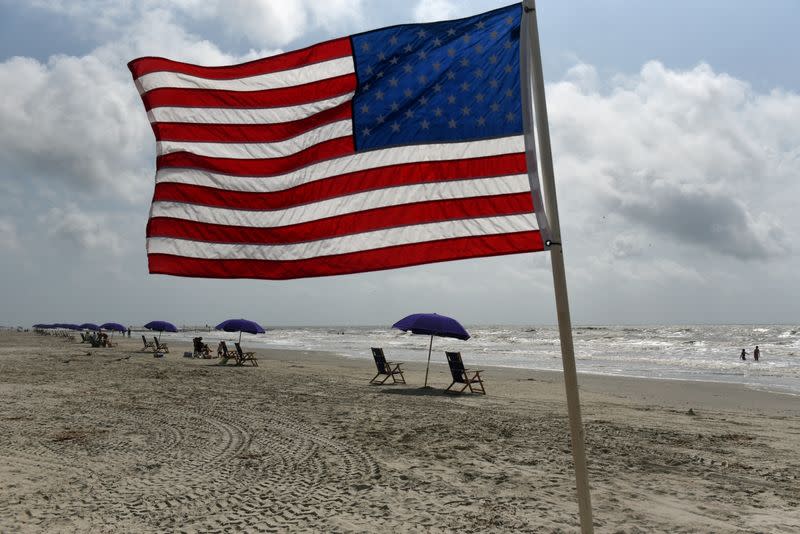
[424, 335, 433, 387]
[239, 330, 242, 344]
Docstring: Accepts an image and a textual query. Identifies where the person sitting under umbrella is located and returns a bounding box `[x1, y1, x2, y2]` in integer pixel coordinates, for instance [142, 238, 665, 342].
[193, 337, 212, 358]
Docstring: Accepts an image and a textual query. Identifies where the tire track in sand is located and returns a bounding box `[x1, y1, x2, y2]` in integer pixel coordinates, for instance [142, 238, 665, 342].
[6, 398, 381, 532]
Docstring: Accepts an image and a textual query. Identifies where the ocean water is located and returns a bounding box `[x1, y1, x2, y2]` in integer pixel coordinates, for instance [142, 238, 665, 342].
[174, 324, 800, 395]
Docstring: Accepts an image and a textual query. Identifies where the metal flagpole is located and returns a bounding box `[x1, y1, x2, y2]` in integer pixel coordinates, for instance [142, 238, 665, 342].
[520, 1, 594, 532]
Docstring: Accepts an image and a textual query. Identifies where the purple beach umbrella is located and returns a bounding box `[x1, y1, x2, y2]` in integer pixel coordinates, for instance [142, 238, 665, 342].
[100, 322, 126, 340]
[392, 313, 470, 387]
[144, 320, 178, 340]
[215, 318, 265, 343]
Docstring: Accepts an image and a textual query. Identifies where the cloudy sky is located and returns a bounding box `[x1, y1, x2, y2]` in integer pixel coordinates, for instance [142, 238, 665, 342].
[1, 0, 798, 328]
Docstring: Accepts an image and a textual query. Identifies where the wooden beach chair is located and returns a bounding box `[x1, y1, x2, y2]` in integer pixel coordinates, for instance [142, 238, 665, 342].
[141, 335, 156, 352]
[80, 333, 87, 343]
[234, 343, 258, 367]
[217, 341, 237, 365]
[444, 351, 485, 394]
[369, 347, 405, 384]
[154, 337, 169, 353]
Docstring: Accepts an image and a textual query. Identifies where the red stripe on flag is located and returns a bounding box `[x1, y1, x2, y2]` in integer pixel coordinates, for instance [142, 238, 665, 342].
[148, 231, 544, 280]
[129, 37, 352, 80]
[156, 136, 356, 175]
[141, 74, 357, 111]
[152, 102, 352, 143]
[153, 153, 527, 209]
[147, 193, 535, 244]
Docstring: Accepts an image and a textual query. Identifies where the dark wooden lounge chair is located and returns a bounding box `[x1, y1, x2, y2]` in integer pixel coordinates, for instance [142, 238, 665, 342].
[141, 335, 156, 352]
[217, 341, 238, 365]
[154, 337, 169, 353]
[80, 333, 87, 343]
[234, 343, 258, 367]
[370, 347, 405, 384]
[444, 351, 485, 394]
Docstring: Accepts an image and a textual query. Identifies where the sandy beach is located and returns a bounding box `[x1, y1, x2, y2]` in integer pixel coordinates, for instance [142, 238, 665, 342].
[0, 330, 798, 533]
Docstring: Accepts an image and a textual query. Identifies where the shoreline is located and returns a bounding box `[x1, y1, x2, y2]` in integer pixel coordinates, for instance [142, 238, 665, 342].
[260, 345, 800, 416]
[61, 329, 800, 411]
[167, 336, 800, 415]
[159, 325, 800, 397]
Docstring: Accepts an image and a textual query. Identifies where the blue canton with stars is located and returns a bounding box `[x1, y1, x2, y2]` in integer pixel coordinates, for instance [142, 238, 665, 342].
[350, 3, 522, 152]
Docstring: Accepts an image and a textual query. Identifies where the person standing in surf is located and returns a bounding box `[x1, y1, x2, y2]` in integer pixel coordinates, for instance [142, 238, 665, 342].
[753, 346, 760, 361]
[740, 348, 747, 361]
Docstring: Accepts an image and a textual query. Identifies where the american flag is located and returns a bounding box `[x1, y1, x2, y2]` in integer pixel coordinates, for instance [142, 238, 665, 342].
[129, 3, 548, 280]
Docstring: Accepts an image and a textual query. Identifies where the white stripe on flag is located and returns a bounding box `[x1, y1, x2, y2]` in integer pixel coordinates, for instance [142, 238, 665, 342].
[146, 93, 355, 125]
[156, 135, 525, 191]
[147, 213, 538, 261]
[156, 120, 353, 159]
[151, 174, 531, 227]
[134, 57, 355, 94]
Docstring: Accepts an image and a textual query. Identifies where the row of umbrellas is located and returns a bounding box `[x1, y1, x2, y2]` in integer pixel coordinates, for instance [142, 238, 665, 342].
[209, 315, 467, 381]
[32, 318, 266, 343]
[33, 314, 468, 382]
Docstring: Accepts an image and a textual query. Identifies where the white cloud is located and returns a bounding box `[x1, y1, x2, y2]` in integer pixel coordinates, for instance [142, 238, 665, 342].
[0, 218, 19, 250]
[111, 8, 274, 66]
[610, 232, 644, 259]
[27, 0, 366, 48]
[548, 61, 799, 260]
[0, 5, 286, 203]
[38, 205, 124, 256]
[206, 0, 364, 46]
[563, 63, 598, 92]
[0, 53, 150, 199]
[413, 0, 458, 23]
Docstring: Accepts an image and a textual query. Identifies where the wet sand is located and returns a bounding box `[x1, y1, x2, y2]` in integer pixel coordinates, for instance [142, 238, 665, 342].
[1, 330, 798, 532]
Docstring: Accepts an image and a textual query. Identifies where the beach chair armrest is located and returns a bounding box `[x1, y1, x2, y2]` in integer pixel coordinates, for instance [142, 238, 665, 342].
[388, 362, 403, 371]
